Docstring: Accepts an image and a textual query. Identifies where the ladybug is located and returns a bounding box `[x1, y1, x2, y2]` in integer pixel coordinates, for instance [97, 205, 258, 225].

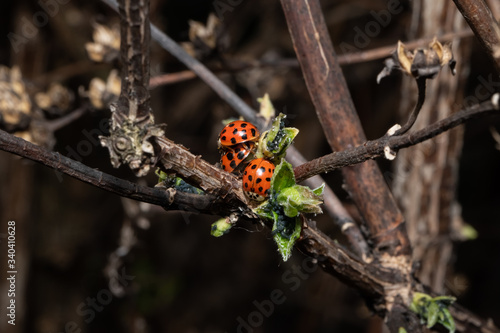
[221, 142, 255, 173]
[218, 120, 260, 148]
[242, 158, 275, 201]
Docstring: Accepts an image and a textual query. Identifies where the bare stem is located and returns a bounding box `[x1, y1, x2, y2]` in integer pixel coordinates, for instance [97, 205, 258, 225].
[294, 97, 500, 182]
[394, 77, 427, 135]
[453, 0, 500, 73]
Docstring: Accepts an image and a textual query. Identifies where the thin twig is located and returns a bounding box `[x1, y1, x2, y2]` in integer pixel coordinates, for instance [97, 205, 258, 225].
[393, 77, 427, 135]
[149, 70, 197, 88]
[294, 96, 500, 182]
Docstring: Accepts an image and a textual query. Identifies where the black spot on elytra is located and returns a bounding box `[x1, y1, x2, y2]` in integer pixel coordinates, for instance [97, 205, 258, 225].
[244, 183, 248, 188]
[230, 160, 237, 169]
[221, 136, 227, 141]
[241, 134, 248, 140]
[241, 123, 248, 128]
[259, 166, 266, 173]
[251, 164, 257, 169]
[256, 178, 262, 184]
[230, 138, 237, 144]
[265, 177, 271, 182]
[221, 129, 226, 134]
[244, 171, 247, 175]
[228, 123, 235, 127]
[232, 128, 238, 135]
[258, 186, 263, 192]
[248, 175, 253, 181]
[227, 152, 234, 160]
[237, 151, 245, 160]
[268, 168, 272, 172]
[251, 128, 256, 136]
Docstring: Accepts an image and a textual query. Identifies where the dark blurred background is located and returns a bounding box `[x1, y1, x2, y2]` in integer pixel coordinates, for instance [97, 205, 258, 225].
[0, 0, 499, 332]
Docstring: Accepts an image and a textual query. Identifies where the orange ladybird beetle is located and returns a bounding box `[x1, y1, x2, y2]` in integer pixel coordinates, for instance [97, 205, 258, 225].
[218, 120, 260, 148]
[220, 142, 255, 173]
[242, 158, 275, 201]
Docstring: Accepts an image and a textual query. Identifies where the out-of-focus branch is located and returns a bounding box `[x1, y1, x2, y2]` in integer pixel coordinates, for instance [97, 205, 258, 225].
[453, 0, 500, 73]
[148, 30, 473, 88]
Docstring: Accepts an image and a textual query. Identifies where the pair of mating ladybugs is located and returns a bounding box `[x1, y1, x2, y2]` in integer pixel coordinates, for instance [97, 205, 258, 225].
[218, 120, 275, 201]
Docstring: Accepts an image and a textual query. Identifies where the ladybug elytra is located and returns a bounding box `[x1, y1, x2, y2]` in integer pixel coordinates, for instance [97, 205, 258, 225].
[221, 142, 255, 173]
[242, 158, 275, 201]
[218, 120, 260, 148]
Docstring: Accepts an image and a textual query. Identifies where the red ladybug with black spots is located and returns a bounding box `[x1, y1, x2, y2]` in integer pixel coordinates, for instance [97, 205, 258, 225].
[242, 158, 275, 201]
[220, 142, 255, 173]
[218, 120, 260, 149]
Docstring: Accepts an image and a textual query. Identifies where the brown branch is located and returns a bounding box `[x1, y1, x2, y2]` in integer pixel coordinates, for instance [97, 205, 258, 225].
[286, 147, 371, 260]
[2, 126, 498, 332]
[115, 0, 152, 122]
[453, 0, 500, 73]
[281, 0, 411, 261]
[149, 70, 197, 88]
[294, 96, 500, 182]
[148, 30, 474, 89]
[0, 129, 247, 217]
[100, 0, 165, 176]
[394, 77, 427, 135]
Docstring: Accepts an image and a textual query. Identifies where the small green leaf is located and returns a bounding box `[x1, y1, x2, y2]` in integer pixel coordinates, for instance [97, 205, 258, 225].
[273, 216, 301, 262]
[254, 201, 275, 220]
[398, 328, 407, 333]
[460, 223, 478, 240]
[410, 292, 456, 333]
[426, 301, 439, 328]
[211, 218, 232, 237]
[440, 308, 456, 333]
[312, 183, 325, 196]
[156, 169, 168, 183]
[277, 185, 323, 217]
[271, 159, 296, 193]
[257, 113, 299, 159]
[433, 295, 456, 306]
